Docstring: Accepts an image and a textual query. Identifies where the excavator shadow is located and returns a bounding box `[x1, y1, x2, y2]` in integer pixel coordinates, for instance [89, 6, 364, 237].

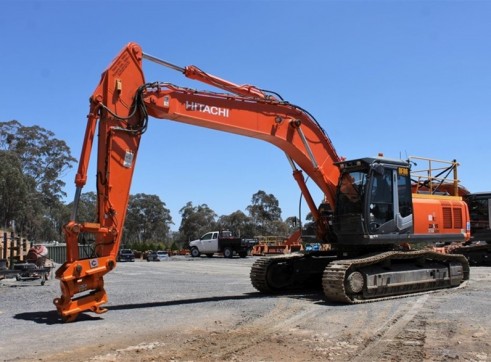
[14, 291, 332, 325]
[108, 290, 332, 311]
[14, 310, 103, 325]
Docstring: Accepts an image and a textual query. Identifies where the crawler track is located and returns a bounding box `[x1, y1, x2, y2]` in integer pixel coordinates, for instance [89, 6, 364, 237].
[250, 254, 305, 293]
[250, 250, 470, 303]
[322, 250, 470, 303]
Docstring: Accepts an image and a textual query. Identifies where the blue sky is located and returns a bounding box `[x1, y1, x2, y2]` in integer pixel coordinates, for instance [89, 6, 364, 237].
[2, 0, 490, 231]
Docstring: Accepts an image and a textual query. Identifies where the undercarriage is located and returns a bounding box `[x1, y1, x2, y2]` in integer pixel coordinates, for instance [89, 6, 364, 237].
[250, 249, 470, 303]
[448, 242, 491, 266]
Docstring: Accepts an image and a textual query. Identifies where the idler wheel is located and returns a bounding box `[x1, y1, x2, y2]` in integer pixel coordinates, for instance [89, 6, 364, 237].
[346, 271, 364, 294]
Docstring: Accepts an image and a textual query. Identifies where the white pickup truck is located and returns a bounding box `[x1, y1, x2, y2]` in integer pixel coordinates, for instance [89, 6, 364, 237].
[189, 231, 249, 258]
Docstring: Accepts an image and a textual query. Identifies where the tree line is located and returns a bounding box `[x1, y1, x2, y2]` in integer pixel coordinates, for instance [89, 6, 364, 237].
[0, 121, 303, 250]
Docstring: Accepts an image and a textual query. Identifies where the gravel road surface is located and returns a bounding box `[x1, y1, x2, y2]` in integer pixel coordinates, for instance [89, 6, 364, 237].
[1, 256, 490, 361]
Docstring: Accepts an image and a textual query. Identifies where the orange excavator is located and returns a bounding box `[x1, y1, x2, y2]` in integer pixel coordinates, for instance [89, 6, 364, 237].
[54, 43, 470, 321]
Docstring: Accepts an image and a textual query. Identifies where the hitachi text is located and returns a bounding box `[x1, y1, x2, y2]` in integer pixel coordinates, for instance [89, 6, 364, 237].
[185, 101, 230, 117]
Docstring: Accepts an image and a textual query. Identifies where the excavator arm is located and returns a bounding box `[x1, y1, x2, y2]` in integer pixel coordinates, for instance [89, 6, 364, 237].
[54, 43, 147, 321]
[54, 42, 341, 321]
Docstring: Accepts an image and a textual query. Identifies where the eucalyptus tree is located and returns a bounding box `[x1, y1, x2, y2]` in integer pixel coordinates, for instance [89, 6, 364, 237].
[246, 190, 283, 235]
[217, 210, 253, 237]
[178, 202, 217, 242]
[124, 193, 173, 244]
[0, 121, 76, 239]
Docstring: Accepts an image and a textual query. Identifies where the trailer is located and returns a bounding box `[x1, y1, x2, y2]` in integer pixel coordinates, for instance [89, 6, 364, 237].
[0, 245, 54, 285]
[0, 262, 53, 285]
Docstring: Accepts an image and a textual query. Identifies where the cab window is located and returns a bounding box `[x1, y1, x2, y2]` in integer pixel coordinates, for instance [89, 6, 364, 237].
[397, 172, 412, 217]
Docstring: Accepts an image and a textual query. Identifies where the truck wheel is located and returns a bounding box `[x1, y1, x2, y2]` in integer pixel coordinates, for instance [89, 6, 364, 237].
[191, 247, 200, 258]
[223, 247, 233, 259]
[238, 251, 247, 258]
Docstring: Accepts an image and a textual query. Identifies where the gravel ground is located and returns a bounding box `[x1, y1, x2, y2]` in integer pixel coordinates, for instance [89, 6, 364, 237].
[1, 256, 490, 361]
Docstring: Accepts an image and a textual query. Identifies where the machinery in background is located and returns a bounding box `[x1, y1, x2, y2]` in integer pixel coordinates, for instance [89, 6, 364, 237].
[1, 245, 54, 285]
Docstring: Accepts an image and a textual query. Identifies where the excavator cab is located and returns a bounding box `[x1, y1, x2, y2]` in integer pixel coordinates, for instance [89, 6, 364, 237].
[333, 157, 414, 244]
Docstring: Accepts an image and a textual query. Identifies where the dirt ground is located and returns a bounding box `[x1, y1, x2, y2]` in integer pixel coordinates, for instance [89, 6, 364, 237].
[2, 258, 490, 362]
[82, 293, 490, 362]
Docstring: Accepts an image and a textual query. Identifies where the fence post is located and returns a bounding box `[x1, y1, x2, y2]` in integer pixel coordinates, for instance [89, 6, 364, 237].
[9, 232, 14, 269]
[2, 232, 6, 260]
[22, 238, 28, 261]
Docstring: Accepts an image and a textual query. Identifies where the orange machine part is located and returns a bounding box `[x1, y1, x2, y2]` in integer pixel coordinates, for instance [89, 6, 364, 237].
[412, 195, 470, 240]
[55, 43, 146, 320]
[143, 85, 341, 207]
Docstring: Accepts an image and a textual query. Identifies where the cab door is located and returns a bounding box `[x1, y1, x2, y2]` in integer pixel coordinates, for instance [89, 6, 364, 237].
[367, 166, 413, 235]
